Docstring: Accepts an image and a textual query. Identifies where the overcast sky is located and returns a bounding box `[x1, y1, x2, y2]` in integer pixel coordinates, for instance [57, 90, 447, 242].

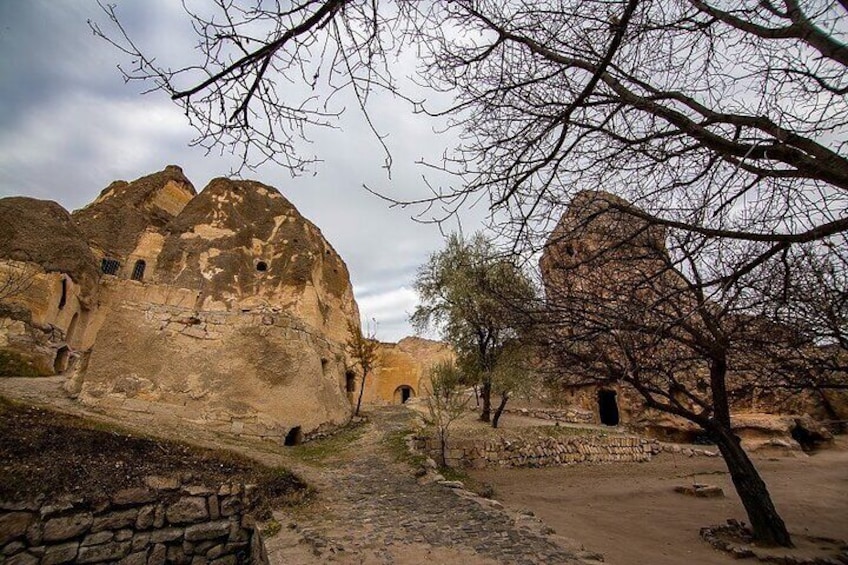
[0, 1, 485, 341]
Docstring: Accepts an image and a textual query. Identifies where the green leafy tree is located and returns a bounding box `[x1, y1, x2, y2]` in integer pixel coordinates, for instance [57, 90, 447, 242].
[346, 319, 379, 416]
[425, 360, 471, 467]
[412, 233, 535, 425]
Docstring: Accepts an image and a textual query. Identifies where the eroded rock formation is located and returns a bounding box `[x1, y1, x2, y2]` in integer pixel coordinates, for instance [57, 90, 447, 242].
[0, 166, 360, 440]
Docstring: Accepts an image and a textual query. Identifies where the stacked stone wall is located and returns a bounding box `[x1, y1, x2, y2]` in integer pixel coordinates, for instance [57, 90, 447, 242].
[415, 433, 660, 469]
[0, 477, 268, 565]
[502, 407, 595, 424]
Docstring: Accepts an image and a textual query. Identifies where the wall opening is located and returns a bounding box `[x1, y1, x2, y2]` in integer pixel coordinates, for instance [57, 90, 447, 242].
[58, 278, 67, 310]
[131, 260, 146, 281]
[101, 258, 120, 276]
[256, 261, 268, 272]
[66, 312, 79, 344]
[284, 426, 303, 446]
[345, 371, 356, 394]
[394, 385, 414, 404]
[598, 389, 620, 426]
[54, 346, 71, 374]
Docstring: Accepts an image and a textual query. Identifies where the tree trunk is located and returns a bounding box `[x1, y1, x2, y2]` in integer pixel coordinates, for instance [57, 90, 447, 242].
[492, 392, 509, 428]
[708, 355, 793, 547]
[355, 371, 366, 416]
[480, 379, 492, 422]
[438, 428, 448, 468]
[710, 425, 793, 547]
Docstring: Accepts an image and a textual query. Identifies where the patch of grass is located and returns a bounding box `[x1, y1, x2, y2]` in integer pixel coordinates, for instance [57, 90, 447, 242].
[263, 518, 282, 538]
[383, 428, 426, 468]
[287, 422, 366, 466]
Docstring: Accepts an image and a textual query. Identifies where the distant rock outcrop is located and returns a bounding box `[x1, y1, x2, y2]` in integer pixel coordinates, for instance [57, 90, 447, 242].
[359, 337, 454, 405]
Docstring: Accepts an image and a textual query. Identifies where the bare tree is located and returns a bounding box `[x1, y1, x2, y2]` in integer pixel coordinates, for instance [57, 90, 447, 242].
[538, 191, 847, 547]
[346, 318, 379, 416]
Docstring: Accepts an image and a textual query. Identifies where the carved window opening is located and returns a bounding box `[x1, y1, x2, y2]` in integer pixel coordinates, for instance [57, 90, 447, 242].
[345, 371, 356, 394]
[131, 260, 146, 281]
[284, 426, 303, 446]
[598, 389, 620, 426]
[58, 278, 67, 310]
[256, 261, 268, 272]
[101, 258, 120, 276]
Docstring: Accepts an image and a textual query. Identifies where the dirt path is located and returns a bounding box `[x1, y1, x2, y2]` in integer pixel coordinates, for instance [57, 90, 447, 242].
[0, 377, 595, 564]
[472, 442, 848, 565]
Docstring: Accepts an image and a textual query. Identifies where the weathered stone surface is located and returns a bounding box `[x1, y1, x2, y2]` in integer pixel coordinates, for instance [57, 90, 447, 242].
[147, 543, 167, 565]
[81, 531, 114, 547]
[76, 541, 131, 563]
[135, 505, 155, 530]
[40, 541, 79, 565]
[43, 512, 92, 542]
[148, 527, 184, 543]
[112, 488, 157, 506]
[166, 497, 208, 525]
[674, 484, 725, 498]
[0, 512, 34, 545]
[117, 551, 148, 565]
[144, 476, 180, 491]
[6, 551, 39, 565]
[184, 520, 231, 542]
[91, 508, 138, 532]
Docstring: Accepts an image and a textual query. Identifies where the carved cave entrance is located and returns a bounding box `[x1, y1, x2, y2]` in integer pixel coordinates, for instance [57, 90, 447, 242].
[54, 346, 71, 374]
[284, 426, 303, 446]
[598, 389, 620, 426]
[394, 385, 414, 404]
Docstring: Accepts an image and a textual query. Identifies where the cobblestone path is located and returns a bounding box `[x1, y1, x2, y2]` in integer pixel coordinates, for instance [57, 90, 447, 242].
[0, 378, 599, 564]
[267, 406, 599, 564]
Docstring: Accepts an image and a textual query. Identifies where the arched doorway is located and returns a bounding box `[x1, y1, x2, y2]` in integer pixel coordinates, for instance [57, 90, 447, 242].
[598, 389, 620, 426]
[54, 346, 71, 374]
[393, 385, 414, 404]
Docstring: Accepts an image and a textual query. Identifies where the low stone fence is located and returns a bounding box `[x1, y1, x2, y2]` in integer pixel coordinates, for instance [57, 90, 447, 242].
[502, 407, 595, 424]
[414, 432, 661, 469]
[0, 476, 268, 565]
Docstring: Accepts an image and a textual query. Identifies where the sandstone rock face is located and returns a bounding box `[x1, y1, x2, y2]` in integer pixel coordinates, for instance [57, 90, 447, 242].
[360, 337, 453, 405]
[540, 191, 845, 445]
[1, 166, 360, 439]
[0, 197, 98, 375]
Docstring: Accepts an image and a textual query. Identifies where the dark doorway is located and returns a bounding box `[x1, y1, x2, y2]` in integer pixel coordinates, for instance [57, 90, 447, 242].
[345, 371, 356, 394]
[598, 389, 620, 426]
[131, 260, 146, 281]
[284, 426, 303, 446]
[58, 278, 67, 310]
[394, 385, 414, 404]
[54, 346, 71, 374]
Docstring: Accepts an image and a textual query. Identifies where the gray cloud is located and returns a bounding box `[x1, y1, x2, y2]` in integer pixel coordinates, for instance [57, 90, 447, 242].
[0, 0, 483, 342]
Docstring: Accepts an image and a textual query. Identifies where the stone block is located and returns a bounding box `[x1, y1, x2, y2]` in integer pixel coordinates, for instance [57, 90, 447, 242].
[165, 545, 187, 564]
[136, 505, 156, 530]
[145, 476, 180, 491]
[81, 531, 114, 546]
[6, 551, 38, 565]
[153, 504, 165, 528]
[43, 512, 93, 542]
[211, 556, 237, 565]
[116, 528, 134, 542]
[219, 497, 242, 517]
[167, 497, 208, 524]
[118, 551, 148, 565]
[0, 511, 34, 545]
[3, 540, 26, 556]
[112, 488, 157, 506]
[208, 496, 220, 520]
[147, 543, 167, 565]
[131, 532, 150, 552]
[76, 541, 131, 563]
[92, 508, 138, 532]
[149, 528, 184, 543]
[183, 486, 214, 497]
[185, 520, 231, 541]
[41, 541, 80, 565]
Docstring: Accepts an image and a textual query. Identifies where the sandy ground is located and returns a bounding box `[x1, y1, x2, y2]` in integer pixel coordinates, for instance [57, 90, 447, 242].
[471, 439, 848, 565]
